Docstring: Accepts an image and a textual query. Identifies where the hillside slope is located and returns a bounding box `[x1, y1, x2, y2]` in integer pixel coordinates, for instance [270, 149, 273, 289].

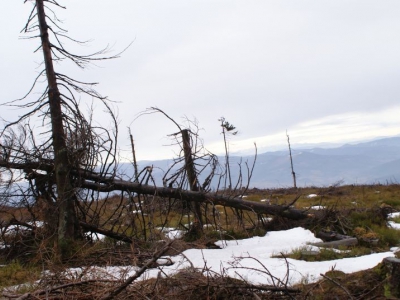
[124, 136, 400, 188]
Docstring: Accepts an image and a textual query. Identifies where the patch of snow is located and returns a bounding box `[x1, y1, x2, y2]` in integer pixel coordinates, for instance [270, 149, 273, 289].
[390, 247, 400, 253]
[260, 199, 270, 203]
[156, 258, 173, 266]
[29, 221, 44, 227]
[388, 212, 400, 219]
[85, 232, 106, 241]
[33, 169, 47, 175]
[310, 206, 326, 210]
[67, 266, 138, 281]
[141, 227, 394, 286]
[169, 231, 183, 239]
[307, 194, 318, 198]
[159, 227, 185, 240]
[1, 221, 44, 236]
[388, 221, 400, 230]
[261, 217, 272, 223]
[61, 227, 394, 287]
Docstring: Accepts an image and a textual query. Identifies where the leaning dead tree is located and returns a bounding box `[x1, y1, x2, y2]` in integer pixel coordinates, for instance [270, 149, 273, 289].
[36, 0, 78, 246]
[0, 0, 121, 257]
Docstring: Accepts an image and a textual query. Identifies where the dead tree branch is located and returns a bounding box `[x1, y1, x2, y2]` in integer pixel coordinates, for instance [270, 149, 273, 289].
[100, 240, 174, 300]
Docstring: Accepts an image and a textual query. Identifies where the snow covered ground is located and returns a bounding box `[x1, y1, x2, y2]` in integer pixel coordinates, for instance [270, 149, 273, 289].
[68, 227, 396, 286]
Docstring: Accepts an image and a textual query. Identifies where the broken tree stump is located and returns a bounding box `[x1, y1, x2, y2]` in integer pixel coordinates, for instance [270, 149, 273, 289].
[383, 257, 400, 298]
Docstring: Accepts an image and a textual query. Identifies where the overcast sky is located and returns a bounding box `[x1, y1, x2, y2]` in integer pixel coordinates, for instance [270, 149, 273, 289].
[2, 1, 400, 160]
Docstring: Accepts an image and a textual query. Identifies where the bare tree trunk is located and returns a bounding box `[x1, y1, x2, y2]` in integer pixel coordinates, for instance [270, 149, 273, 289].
[222, 126, 232, 190]
[129, 129, 139, 182]
[181, 129, 203, 231]
[36, 0, 79, 249]
[286, 132, 297, 189]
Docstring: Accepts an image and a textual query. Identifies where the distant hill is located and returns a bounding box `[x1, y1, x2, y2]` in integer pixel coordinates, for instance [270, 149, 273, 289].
[120, 137, 400, 188]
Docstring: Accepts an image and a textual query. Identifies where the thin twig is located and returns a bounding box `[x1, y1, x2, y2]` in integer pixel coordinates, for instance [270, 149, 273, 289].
[100, 241, 174, 300]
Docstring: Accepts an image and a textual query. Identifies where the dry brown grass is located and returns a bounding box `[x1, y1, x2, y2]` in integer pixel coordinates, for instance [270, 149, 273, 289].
[2, 184, 400, 299]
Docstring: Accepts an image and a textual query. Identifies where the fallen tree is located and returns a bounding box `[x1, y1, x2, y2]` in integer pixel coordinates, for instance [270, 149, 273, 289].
[82, 180, 308, 220]
[0, 158, 310, 222]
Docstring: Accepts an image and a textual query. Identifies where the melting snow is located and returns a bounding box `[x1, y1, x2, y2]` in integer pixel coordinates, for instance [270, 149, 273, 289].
[388, 212, 400, 219]
[309, 206, 326, 210]
[307, 194, 318, 198]
[158, 227, 185, 239]
[388, 221, 400, 230]
[64, 227, 395, 286]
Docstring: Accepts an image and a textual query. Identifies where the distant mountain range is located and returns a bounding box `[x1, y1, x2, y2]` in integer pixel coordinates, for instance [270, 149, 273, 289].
[120, 137, 400, 189]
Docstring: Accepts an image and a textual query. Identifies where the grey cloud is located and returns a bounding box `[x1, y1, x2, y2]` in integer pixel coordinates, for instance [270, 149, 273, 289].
[2, 1, 400, 159]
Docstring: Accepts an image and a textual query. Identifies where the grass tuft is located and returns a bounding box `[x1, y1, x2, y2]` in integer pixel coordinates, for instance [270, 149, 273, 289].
[0, 261, 39, 291]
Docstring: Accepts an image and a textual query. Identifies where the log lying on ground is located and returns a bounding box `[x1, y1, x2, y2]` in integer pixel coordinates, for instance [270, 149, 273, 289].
[316, 231, 354, 242]
[311, 231, 358, 248]
[79, 221, 135, 244]
[309, 238, 358, 249]
[0, 160, 311, 220]
[81, 179, 310, 220]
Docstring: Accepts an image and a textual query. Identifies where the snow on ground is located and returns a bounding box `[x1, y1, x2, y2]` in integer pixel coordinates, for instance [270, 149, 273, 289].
[389, 212, 400, 219]
[309, 206, 326, 210]
[388, 221, 400, 230]
[158, 227, 185, 239]
[306, 194, 318, 198]
[1, 221, 44, 236]
[67, 227, 395, 286]
[85, 232, 106, 241]
[153, 227, 393, 285]
[387, 212, 400, 229]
